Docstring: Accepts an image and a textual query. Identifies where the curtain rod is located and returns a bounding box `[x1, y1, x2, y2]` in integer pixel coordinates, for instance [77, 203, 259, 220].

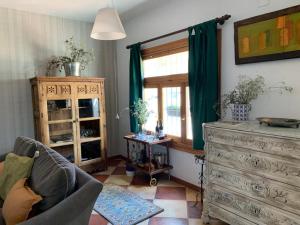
[126, 14, 231, 49]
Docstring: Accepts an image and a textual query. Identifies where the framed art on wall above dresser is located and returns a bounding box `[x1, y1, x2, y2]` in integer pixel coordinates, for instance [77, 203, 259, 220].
[234, 5, 300, 64]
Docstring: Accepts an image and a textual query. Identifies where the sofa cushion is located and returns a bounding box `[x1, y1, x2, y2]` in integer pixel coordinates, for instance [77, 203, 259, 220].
[29, 143, 76, 211]
[0, 209, 5, 225]
[3, 178, 42, 225]
[0, 153, 34, 200]
[14, 137, 37, 158]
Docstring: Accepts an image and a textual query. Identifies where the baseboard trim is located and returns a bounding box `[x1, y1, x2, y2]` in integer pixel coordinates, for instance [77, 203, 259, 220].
[170, 175, 199, 190]
[108, 155, 127, 161]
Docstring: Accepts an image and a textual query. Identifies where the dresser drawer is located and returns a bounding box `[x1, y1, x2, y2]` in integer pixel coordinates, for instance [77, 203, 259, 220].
[209, 204, 256, 225]
[205, 127, 300, 160]
[209, 185, 300, 225]
[207, 142, 300, 187]
[209, 164, 300, 215]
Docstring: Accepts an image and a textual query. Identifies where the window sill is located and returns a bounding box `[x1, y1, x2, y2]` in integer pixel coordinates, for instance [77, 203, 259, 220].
[171, 142, 204, 155]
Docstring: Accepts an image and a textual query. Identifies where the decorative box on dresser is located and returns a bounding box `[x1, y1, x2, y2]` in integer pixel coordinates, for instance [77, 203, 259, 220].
[30, 76, 107, 172]
[202, 121, 300, 225]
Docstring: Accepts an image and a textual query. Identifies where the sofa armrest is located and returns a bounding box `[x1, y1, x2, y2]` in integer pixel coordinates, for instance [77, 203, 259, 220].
[19, 169, 103, 225]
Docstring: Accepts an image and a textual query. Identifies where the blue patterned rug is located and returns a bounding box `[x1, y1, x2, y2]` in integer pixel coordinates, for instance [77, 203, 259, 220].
[93, 185, 163, 225]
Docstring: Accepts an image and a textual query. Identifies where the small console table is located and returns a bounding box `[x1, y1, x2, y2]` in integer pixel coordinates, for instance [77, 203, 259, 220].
[124, 135, 173, 186]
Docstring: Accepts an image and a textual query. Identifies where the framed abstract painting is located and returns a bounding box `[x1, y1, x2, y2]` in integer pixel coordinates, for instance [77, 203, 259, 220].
[234, 5, 300, 64]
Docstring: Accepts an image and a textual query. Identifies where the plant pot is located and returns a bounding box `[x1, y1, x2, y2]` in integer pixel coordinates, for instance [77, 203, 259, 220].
[231, 104, 251, 121]
[64, 62, 81, 76]
[126, 170, 135, 177]
[125, 164, 136, 177]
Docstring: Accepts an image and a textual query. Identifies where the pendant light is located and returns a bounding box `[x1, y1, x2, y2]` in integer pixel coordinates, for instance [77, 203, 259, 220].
[90, 1, 126, 40]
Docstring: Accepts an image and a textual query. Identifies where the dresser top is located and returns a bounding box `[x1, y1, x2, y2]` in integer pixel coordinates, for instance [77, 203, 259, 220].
[204, 121, 300, 139]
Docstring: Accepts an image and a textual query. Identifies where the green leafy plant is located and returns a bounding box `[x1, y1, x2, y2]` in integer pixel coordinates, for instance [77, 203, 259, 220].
[131, 98, 150, 127]
[223, 75, 265, 108]
[46, 37, 94, 75]
[220, 75, 293, 116]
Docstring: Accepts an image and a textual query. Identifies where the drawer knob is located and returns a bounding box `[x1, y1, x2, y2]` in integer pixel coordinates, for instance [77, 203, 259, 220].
[251, 183, 264, 192]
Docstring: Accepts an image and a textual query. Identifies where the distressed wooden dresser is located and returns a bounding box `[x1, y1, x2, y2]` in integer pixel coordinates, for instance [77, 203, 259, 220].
[202, 121, 300, 225]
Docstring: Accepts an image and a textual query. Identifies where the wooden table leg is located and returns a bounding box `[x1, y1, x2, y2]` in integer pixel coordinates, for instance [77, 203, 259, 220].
[126, 140, 130, 163]
[148, 144, 152, 175]
[166, 142, 170, 180]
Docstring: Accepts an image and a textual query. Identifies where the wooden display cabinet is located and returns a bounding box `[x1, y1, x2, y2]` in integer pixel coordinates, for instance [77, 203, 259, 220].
[30, 76, 107, 171]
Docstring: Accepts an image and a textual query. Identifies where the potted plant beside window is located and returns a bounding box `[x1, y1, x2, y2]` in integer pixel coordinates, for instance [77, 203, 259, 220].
[47, 37, 94, 76]
[131, 98, 150, 134]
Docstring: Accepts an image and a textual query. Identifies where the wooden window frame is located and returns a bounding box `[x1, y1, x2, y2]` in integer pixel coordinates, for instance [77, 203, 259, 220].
[142, 32, 221, 154]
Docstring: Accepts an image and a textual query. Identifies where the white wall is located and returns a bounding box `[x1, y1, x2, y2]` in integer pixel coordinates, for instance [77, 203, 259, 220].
[116, 0, 300, 186]
[0, 7, 118, 155]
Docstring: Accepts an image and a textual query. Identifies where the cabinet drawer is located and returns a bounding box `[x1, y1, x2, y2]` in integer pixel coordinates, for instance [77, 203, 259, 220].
[207, 142, 300, 187]
[77, 83, 101, 96]
[205, 127, 300, 160]
[43, 83, 72, 99]
[209, 164, 300, 215]
[209, 204, 256, 225]
[209, 185, 300, 225]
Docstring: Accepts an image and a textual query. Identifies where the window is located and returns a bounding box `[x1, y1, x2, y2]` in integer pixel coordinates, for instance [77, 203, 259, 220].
[163, 87, 181, 137]
[142, 39, 193, 150]
[144, 88, 158, 132]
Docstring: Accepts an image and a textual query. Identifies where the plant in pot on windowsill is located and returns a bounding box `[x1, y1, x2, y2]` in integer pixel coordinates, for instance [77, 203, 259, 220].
[46, 37, 94, 76]
[221, 75, 293, 121]
[131, 98, 150, 135]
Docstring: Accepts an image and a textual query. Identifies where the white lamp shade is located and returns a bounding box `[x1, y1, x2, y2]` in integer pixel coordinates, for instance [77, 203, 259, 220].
[91, 7, 126, 40]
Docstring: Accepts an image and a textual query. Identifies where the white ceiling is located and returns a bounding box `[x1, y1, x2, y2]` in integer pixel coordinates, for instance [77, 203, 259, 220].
[0, 0, 150, 22]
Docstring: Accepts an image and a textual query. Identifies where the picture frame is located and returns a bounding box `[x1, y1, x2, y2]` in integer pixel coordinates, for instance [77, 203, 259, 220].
[234, 5, 300, 64]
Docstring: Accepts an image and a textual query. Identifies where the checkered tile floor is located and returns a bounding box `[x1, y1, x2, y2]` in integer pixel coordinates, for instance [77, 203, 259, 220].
[89, 158, 227, 225]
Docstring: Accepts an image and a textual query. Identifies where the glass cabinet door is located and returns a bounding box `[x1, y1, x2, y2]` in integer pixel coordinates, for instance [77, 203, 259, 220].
[47, 99, 76, 163]
[77, 98, 102, 164]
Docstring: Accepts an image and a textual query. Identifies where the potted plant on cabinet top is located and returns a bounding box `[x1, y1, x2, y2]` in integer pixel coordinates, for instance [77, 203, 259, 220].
[46, 37, 94, 76]
[131, 98, 150, 135]
[222, 75, 293, 121]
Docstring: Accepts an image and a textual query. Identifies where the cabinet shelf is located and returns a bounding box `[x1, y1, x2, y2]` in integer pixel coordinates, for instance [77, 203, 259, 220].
[48, 108, 72, 112]
[48, 119, 73, 124]
[49, 141, 74, 148]
[79, 117, 100, 122]
[79, 157, 102, 166]
[80, 137, 101, 143]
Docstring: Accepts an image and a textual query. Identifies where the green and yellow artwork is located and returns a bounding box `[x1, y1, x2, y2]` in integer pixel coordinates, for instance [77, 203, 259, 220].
[234, 5, 300, 64]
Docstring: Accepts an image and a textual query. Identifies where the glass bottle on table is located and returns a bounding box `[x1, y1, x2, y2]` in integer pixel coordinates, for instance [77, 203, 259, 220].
[159, 120, 164, 139]
[155, 121, 160, 138]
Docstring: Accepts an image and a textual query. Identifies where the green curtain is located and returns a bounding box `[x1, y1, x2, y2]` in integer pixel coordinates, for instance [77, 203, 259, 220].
[188, 19, 218, 150]
[129, 43, 144, 133]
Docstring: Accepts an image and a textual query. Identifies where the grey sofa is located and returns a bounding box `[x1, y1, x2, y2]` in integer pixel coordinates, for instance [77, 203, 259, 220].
[0, 137, 103, 225]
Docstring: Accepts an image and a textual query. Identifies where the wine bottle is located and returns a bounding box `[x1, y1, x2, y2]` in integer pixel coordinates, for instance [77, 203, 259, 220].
[155, 121, 159, 137]
[159, 120, 164, 138]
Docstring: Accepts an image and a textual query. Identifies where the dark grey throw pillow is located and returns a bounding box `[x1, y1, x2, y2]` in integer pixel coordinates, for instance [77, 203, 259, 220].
[30, 143, 76, 211]
[13, 136, 37, 157]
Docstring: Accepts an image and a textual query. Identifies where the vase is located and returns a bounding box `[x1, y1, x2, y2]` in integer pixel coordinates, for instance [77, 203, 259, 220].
[64, 62, 81, 76]
[231, 104, 251, 121]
